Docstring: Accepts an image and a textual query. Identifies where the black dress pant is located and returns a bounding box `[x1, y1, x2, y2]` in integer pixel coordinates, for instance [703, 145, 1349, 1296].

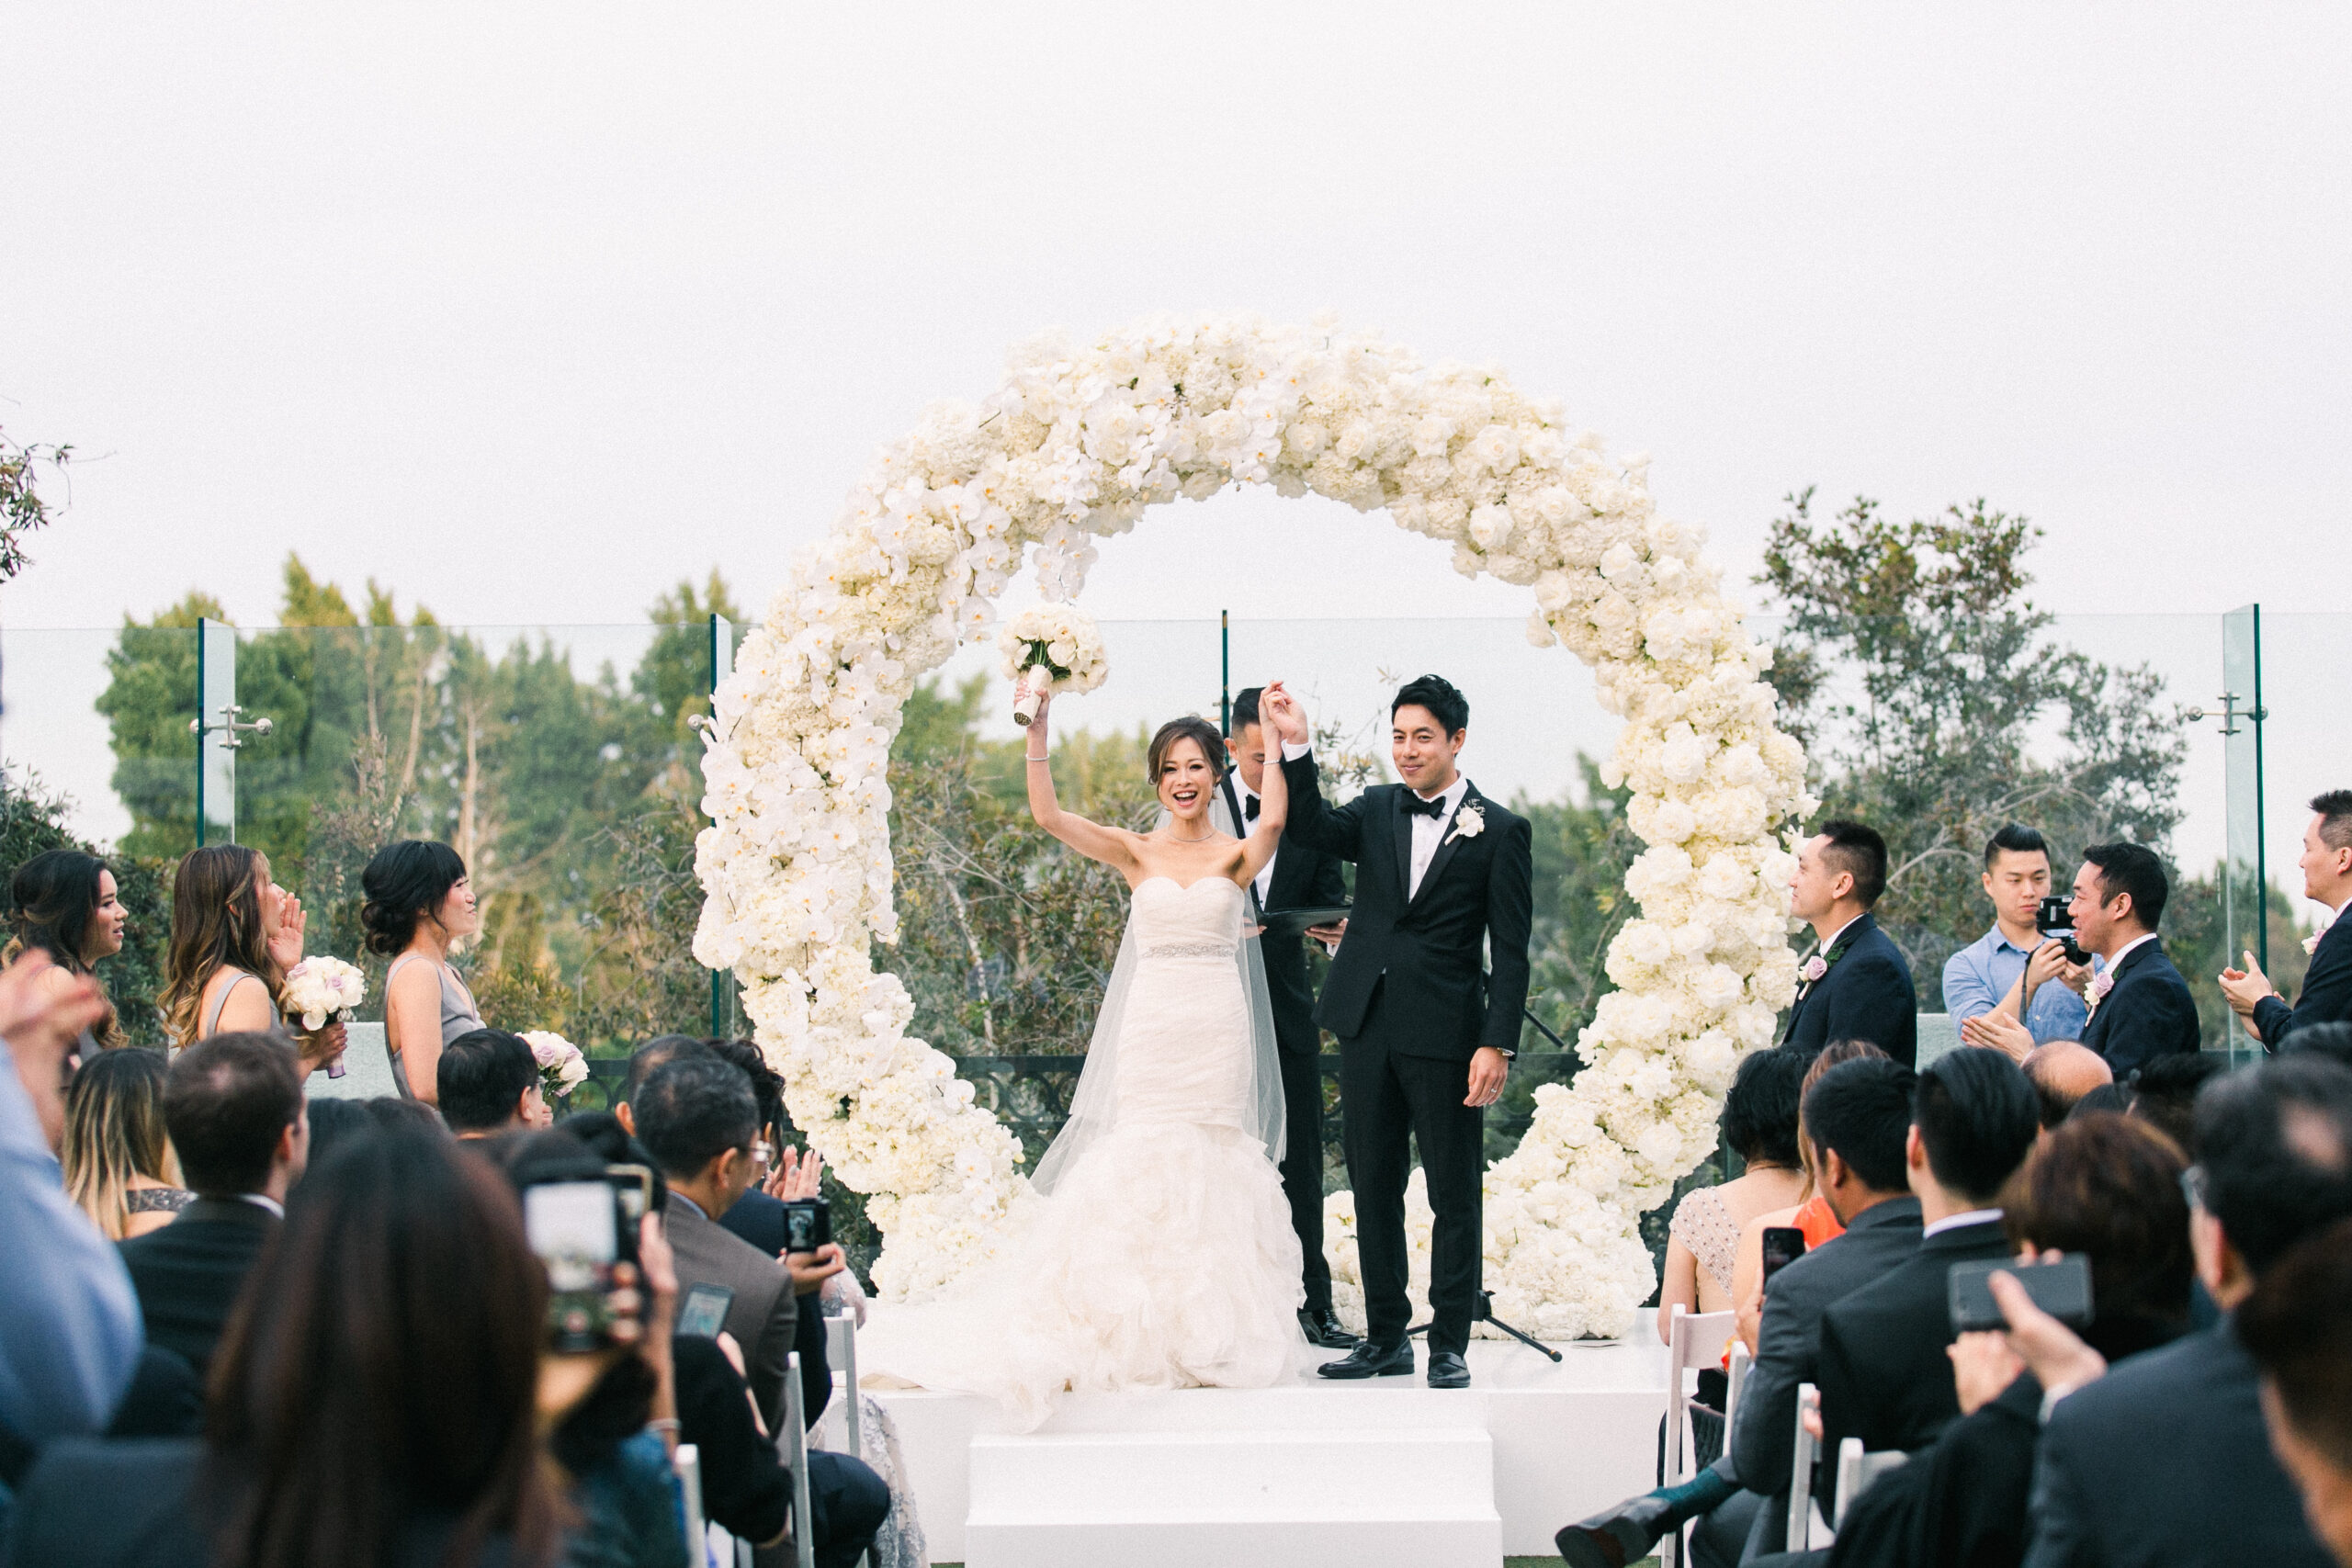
[1278, 1045, 1333, 1313]
[1340, 1036, 1483, 1355]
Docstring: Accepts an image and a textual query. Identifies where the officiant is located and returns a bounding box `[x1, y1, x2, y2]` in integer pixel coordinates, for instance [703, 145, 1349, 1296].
[1221, 687, 1357, 1350]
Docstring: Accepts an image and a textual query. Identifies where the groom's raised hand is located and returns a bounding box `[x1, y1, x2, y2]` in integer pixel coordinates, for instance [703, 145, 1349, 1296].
[1260, 682, 1308, 745]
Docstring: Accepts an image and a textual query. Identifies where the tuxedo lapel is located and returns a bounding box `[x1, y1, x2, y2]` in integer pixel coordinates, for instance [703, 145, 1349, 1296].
[1407, 784, 1480, 914]
[1391, 787, 1416, 907]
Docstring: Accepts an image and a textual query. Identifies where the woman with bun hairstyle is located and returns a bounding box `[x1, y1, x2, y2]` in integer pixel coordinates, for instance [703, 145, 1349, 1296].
[364, 840, 483, 1106]
[6, 847, 131, 1051]
[158, 845, 343, 1067]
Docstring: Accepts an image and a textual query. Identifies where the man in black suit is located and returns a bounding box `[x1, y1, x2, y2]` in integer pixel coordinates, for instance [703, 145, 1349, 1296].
[2238, 1215, 2352, 1568]
[1781, 820, 1918, 1065]
[2071, 841, 2201, 1073]
[2018, 1054, 2352, 1568]
[2222, 789, 2352, 1051]
[1558, 1056, 1925, 1568]
[1264, 675, 1532, 1390]
[1815, 1047, 2040, 1469]
[1221, 686, 1354, 1350]
[118, 1032, 309, 1381]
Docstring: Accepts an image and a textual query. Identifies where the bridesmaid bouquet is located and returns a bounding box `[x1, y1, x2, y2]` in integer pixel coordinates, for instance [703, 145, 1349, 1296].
[522, 1030, 591, 1101]
[282, 956, 367, 1077]
[998, 605, 1109, 727]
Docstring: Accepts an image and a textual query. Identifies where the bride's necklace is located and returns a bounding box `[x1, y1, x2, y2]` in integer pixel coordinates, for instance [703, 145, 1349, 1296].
[1166, 827, 1216, 843]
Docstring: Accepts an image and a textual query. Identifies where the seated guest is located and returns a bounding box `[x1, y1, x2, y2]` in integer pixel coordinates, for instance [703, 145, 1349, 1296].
[2220, 791, 2352, 1050]
[2019, 1055, 2352, 1567]
[2285, 1021, 2352, 1073]
[1815, 1047, 2040, 1465]
[707, 1037, 797, 1254]
[62, 1046, 193, 1238]
[1659, 1049, 1808, 1341]
[1727, 1041, 1890, 1305]
[2126, 1050, 2226, 1155]
[435, 1028, 549, 1138]
[3, 1124, 570, 1568]
[1947, 824, 2094, 1048]
[1821, 1111, 2196, 1568]
[1781, 821, 1918, 1065]
[2239, 1216, 2352, 1568]
[2067, 1082, 2133, 1119]
[2071, 842, 2200, 1073]
[2020, 1040, 2111, 1134]
[0, 953, 141, 1471]
[299, 1096, 376, 1171]
[118, 1032, 308, 1380]
[1560, 1057, 1923, 1568]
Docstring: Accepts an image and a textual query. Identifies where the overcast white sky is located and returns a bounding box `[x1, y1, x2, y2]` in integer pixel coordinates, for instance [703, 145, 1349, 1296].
[4, 5, 2348, 884]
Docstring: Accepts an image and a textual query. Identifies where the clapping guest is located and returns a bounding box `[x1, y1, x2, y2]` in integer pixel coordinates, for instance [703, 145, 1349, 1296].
[363, 840, 485, 1105]
[117, 1032, 309, 1381]
[61, 1046, 192, 1238]
[2221, 791, 2352, 1049]
[435, 1029, 550, 1137]
[1657, 1049, 1808, 1341]
[1947, 824, 2094, 1054]
[2239, 1216, 2352, 1567]
[2069, 842, 2200, 1073]
[6, 848, 131, 1052]
[158, 845, 343, 1070]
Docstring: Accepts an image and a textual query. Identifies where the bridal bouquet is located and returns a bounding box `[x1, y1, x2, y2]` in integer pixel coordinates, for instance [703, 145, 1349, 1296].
[281, 956, 366, 1077]
[998, 605, 1108, 726]
[522, 1030, 591, 1101]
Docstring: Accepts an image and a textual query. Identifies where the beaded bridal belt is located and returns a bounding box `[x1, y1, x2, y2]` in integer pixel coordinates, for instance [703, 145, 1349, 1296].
[1143, 942, 1237, 960]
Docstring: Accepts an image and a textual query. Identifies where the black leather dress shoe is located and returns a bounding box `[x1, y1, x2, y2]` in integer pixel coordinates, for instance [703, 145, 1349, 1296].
[1554, 1493, 1675, 1568]
[1317, 1339, 1413, 1379]
[1426, 1349, 1470, 1388]
[1298, 1307, 1359, 1348]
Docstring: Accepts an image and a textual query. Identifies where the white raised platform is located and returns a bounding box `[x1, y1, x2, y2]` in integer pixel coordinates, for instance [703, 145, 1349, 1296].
[868, 1308, 1668, 1564]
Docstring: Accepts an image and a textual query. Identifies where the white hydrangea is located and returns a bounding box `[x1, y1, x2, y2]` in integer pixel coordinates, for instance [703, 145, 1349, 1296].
[694, 313, 1809, 1333]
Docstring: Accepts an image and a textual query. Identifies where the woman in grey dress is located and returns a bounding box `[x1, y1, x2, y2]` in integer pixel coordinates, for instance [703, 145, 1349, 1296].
[363, 840, 485, 1105]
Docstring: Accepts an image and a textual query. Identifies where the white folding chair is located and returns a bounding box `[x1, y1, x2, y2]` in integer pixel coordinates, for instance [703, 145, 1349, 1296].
[674, 1443, 709, 1564]
[1834, 1438, 1910, 1528]
[1658, 1304, 1736, 1568]
[824, 1310, 863, 1460]
[1724, 1340, 1751, 1444]
[780, 1351, 817, 1568]
[1786, 1382, 1822, 1552]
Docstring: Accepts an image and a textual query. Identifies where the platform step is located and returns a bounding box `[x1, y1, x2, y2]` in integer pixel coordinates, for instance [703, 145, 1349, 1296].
[963, 1427, 1502, 1568]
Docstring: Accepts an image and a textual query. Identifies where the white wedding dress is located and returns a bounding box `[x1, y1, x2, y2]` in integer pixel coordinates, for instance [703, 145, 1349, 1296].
[861, 875, 1306, 1429]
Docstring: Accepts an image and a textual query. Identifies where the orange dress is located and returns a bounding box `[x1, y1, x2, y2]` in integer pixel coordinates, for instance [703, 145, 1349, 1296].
[1793, 1193, 1846, 1248]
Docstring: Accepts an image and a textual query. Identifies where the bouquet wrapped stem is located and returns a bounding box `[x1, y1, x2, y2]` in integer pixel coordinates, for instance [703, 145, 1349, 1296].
[998, 606, 1108, 727]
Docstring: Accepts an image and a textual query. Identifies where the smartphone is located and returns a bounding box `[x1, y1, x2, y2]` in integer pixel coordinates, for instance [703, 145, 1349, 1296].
[782, 1197, 833, 1254]
[607, 1164, 654, 1227]
[677, 1281, 736, 1338]
[525, 1179, 639, 1353]
[1949, 1254, 2094, 1333]
[1759, 1226, 1807, 1287]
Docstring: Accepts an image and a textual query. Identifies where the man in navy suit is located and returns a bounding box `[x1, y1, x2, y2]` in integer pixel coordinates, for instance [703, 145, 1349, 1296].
[2072, 841, 2202, 1074]
[1265, 675, 1533, 1391]
[2222, 789, 2352, 1051]
[1781, 820, 1918, 1066]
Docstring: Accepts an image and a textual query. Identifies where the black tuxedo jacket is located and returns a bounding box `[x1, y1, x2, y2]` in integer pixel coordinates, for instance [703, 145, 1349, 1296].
[2079, 938, 2201, 1075]
[1815, 1214, 2013, 1466]
[1220, 772, 1348, 1059]
[2256, 910, 2352, 1049]
[1280, 754, 1532, 1060]
[1780, 913, 1918, 1066]
[2030, 1319, 2335, 1568]
[116, 1196, 278, 1381]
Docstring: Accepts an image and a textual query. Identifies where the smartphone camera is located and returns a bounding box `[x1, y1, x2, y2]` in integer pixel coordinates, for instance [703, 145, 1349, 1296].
[782, 1197, 832, 1255]
[1759, 1225, 1807, 1287]
[526, 1179, 639, 1353]
[2035, 894, 2092, 967]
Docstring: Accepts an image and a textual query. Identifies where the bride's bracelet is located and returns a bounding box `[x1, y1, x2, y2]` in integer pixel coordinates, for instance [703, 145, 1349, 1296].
[1025, 753, 1050, 764]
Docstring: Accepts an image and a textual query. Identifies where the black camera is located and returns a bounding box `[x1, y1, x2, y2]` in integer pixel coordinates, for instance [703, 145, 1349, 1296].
[2035, 894, 2091, 967]
[782, 1197, 832, 1255]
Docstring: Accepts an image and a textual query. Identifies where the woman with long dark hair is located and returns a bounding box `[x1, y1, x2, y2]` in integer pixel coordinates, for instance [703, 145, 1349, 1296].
[61, 1046, 192, 1238]
[157, 845, 341, 1069]
[362, 840, 484, 1106]
[6, 847, 130, 1049]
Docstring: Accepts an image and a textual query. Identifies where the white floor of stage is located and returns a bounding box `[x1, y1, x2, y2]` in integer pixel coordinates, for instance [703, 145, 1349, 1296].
[865, 1308, 1669, 1565]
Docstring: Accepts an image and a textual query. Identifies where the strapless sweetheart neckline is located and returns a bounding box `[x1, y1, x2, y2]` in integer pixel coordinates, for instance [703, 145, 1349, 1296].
[1135, 874, 1242, 896]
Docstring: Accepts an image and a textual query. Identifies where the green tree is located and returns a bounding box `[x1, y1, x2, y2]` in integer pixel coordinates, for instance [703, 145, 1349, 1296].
[0, 426, 70, 582]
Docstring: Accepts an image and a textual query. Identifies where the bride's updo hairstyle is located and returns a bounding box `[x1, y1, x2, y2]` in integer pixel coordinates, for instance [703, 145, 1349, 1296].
[1147, 716, 1228, 790]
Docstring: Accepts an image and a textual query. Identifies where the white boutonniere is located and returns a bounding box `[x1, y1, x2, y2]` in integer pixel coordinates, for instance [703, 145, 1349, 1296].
[1801, 953, 1828, 984]
[2085, 969, 2115, 1015]
[1446, 802, 1486, 844]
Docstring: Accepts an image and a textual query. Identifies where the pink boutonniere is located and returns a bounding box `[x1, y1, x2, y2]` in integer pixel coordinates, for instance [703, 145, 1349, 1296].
[2086, 969, 2115, 1013]
[1801, 954, 1828, 984]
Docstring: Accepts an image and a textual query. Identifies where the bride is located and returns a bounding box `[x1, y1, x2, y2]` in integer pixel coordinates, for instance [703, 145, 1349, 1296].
[860, 696, 1306, 1427]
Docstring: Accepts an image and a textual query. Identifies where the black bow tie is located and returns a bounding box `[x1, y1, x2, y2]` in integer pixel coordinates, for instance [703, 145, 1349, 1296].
[1404, 794, 1447, 820]
[1244, 795, 1261, 821]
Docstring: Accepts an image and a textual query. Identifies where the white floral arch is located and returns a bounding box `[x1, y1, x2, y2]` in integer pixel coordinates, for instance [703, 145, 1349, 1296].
[694, 313, 1810, 1337]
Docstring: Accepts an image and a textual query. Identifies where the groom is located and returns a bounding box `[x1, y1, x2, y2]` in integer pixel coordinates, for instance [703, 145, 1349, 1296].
[1263, 675, 1533, 1390]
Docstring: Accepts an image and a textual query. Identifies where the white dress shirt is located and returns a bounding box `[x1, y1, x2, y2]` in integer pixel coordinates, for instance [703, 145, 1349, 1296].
[1922, 1207, 2005, 1240]
[2106, 931, 2160, 971]
[1407, 774, 1473, 899]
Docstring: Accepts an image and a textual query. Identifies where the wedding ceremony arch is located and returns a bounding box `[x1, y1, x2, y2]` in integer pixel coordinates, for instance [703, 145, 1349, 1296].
[692, 313, 1811, 1338]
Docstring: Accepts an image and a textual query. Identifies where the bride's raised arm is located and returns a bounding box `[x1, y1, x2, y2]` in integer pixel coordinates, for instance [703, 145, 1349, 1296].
[1023, 693, 1140, 875]
[1234, 703, 1288, 887]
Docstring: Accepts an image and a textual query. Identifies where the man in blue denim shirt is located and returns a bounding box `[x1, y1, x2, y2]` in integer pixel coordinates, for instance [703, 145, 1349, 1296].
[1943, 825, 2097, 1051]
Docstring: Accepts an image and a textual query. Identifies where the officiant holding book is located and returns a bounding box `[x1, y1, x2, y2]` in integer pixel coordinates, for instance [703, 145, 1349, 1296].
[1220, 687, 1357, 1350]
